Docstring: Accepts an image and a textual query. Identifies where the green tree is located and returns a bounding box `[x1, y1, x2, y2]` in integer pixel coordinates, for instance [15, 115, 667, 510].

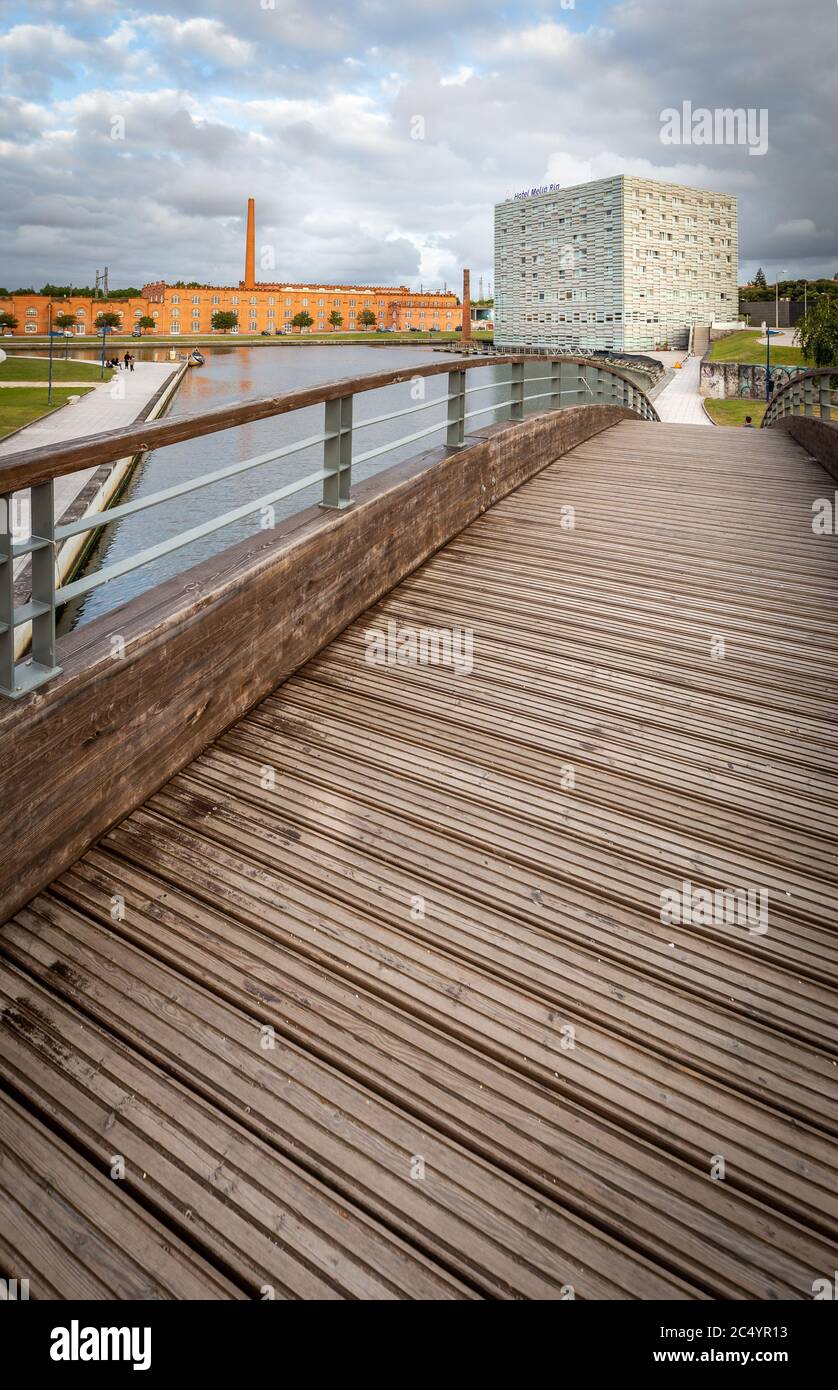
[54, 313, 76, 332]
[328, 310, 343, 330]
[136, 315, 156, 334]
[358, 309, 377, 328]
[94, 312, 122, 332]
[291, 311, 314, 332]
[753, 267, 767, 290]
[794, 295, 838, 368]
[0, 312, 19, 331]
[211, 310, 239, 333]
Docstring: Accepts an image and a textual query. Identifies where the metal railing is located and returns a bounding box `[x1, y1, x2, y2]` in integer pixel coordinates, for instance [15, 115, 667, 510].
[0, 355, 658, 699]
[762, 367, 838, 428]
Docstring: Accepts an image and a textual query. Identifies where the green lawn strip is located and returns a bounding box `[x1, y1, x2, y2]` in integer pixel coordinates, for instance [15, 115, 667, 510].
[704, 398, 767, 427]
[0, 386, 95, 439]
[707, 330, 808, 367]
[0, 357, 112, 383]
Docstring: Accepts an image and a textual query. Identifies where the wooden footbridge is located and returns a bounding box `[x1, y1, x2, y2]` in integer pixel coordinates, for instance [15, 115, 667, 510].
[0, 360, 836, 1299]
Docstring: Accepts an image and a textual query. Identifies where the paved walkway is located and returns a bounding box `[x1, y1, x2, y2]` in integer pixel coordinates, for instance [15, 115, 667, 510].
[653, 354, 710, 425]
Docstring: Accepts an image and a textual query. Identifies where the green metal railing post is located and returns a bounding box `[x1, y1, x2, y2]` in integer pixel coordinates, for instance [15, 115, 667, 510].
[446, 369, 466, 447]
[0, 496, 13, 696]
[509, 363, 524, 421]
[0, 482, 61, 700]
[322, 394, 354, 509]
[550, 361, 561, 410]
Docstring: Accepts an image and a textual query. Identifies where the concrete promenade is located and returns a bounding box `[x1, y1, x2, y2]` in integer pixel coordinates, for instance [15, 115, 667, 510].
[653, 353, 711, 425]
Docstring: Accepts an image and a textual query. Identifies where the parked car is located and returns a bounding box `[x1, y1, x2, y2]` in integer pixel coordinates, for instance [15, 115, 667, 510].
[261, 330, 272, 336]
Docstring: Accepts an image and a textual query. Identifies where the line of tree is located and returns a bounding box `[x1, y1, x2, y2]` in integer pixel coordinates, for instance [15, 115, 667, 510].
[740, 272, 838, 302]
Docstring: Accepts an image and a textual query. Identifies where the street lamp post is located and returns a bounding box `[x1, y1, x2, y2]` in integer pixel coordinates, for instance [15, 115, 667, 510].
[100, 323, 108, 379]
[764, 320, 772, 403]
[47, 302, 54, 405]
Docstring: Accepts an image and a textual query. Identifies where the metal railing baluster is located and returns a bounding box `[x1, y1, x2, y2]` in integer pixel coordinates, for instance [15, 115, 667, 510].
[0, 496, 13, 697]
[550, 361, 560, 410]
[446, 369, 466, 447]
[322, 394, 354, 509]
[30, 482, 59, 677]
[509, 363, 524, 421]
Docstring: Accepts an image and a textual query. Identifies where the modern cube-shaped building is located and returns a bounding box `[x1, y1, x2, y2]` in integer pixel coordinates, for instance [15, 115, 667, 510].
[494, 175, 738, 353]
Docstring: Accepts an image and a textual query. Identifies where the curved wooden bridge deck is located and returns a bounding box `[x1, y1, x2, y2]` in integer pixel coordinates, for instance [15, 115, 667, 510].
[1, 418, 837, 1298]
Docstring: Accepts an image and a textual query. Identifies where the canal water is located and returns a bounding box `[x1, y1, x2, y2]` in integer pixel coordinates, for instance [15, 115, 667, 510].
[53, 344, 511, 631]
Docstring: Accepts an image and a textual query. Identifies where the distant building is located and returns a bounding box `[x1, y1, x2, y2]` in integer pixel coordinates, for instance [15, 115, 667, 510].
[0, 198, 461, 337]
[494, 175, 738, 352]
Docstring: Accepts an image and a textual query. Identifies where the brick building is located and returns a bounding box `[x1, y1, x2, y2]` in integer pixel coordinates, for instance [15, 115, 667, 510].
[0, 198, 461, 338]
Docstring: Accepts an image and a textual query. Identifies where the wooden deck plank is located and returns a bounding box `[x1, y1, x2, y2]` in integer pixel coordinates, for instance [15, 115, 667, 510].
[2, 417, 837, 1298]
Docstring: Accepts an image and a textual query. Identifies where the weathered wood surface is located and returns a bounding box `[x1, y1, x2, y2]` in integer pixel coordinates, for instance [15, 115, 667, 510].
[0, 405, 632, 927]
[2, 419, 837, 1298]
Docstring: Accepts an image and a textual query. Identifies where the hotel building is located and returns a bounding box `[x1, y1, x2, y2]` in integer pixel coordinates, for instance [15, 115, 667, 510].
[494, 175, 738, 352]
[0, 198, 461, 338]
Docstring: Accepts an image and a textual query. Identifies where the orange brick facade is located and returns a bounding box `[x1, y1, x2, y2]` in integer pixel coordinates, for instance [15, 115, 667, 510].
[0, 284, 460, 338]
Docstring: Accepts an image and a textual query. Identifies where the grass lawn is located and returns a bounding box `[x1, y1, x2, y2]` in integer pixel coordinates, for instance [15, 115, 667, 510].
[707, 330, 809, 367]
[0, 386, 95, 439]
[704, 398, 767, 427]
[0, 356, 112, 383]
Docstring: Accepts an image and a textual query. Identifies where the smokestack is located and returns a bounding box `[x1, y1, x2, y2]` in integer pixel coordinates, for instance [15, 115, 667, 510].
[461, 267, 472, 342]
[244, 197, 256, 289]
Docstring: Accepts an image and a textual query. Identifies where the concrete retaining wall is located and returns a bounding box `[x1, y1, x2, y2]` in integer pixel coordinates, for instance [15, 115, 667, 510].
[699, 358, 800, 400]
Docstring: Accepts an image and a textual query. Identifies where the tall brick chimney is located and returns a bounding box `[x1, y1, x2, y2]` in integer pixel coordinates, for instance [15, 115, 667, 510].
[244, 197, 256, 289]
[461, 267, 472, 342]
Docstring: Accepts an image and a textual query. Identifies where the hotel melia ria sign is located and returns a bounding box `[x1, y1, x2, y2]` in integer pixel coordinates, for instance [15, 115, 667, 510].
[513, 183, 561, 200]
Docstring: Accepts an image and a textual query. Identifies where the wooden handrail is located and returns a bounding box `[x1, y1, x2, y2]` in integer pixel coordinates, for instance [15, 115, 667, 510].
[0, 355, 651, 492]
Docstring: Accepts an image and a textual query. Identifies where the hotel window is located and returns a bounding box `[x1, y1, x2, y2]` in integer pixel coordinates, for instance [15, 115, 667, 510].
[232, 296, 239, 305]
[76, 309, 85, 317]
[26, 307, 37, 316]
[268, 296, 274, 306]
[171, 308, 179, 317]
[171, 324, 180, 333]
[171, 295, 180, 303]
[318, 298, 325, 306]
[212, 295, 219, 304]
[285, 298, 292, 306]
[192, 295, 200, 304]
[301, 298, 308, 307]
[250, 297, 256, 305]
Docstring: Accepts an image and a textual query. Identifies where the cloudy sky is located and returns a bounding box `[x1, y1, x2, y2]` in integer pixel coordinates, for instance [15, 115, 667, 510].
[0, 0, 835, 293]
